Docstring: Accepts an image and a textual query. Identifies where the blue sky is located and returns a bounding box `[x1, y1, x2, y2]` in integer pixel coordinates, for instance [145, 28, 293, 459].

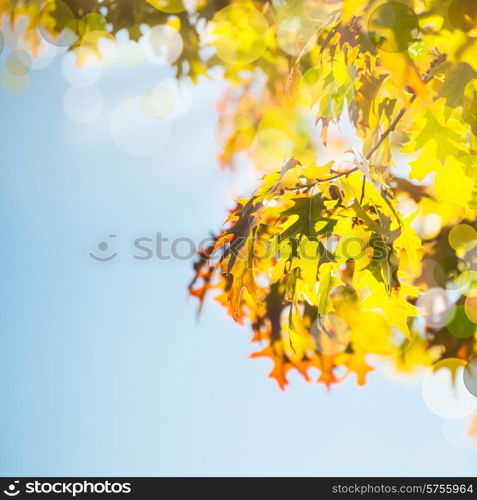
[0, 41, 477, 477]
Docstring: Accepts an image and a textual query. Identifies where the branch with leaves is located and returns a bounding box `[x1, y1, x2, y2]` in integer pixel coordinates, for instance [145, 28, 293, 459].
[4, 2, 477, 428]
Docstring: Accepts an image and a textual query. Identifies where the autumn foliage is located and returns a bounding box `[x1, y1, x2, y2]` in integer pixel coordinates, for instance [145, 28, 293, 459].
[189, 0, 477, 390]
[3, 0, 477, 397]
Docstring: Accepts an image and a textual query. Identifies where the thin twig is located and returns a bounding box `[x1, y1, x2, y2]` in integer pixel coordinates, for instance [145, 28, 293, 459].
[365, 53, 446, 162]
[283, 167, 358, 192]
[359, 176, 366, 204]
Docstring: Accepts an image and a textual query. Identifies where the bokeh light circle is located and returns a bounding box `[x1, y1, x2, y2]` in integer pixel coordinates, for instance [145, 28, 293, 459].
[257, 128, 294, 158]
[209, 4, 268, 64]
[310, 314, 350, 355]
[118, 41, 144, 67]
[463, 356, 477, 398]
[215, 113, 256, 151]
[305, 0, 343, 22]
[416, 213, 442, 239]
[140, 85, 175, 119]
[368, 2, 420, 52]
[464, 295, 477, 323]
[6, 50, 32, 75]
[155, 78, 193, 118]
[422, 358, 477, 419]
[81, 12, 108, 35]
[463, 242, 477, 271]
[446, 305, 475, 339]
[62, 51, 102, 87]
[273, 0, 341, 57]
[0, 68, 29, 94]
[144, 25, 183, 65]
[449, 0, 477, 35]
[110, 97, 172, 158]
[448, 224, 477, 253]
[277, 16, 318, 56]
[416, 287, 455, 330]
[63, 86, 103, 123]
[257, 108, 309, 158]
[80, 31, 117, 66]
[39, 1, 81, 47]
[148, 0, 186, 14]
[455, 270, 477, 297]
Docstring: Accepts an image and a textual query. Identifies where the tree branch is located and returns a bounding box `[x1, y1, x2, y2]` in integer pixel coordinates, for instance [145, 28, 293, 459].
[283, 167, 358, 192]
[365, 53, 447, 162]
